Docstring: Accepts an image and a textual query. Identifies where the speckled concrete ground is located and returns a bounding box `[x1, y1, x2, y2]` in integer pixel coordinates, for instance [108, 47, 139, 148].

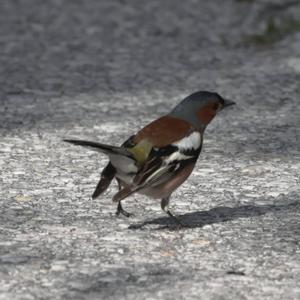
[0, 1, 300, 299]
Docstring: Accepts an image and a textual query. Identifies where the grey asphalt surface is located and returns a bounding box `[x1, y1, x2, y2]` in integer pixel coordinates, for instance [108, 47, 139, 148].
[1, 1, 300, 299]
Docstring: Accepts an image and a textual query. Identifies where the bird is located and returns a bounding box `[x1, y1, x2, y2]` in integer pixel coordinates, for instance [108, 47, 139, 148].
[64, 91, 235, 227]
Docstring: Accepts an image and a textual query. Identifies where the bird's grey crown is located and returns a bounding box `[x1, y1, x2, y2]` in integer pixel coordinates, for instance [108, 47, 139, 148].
[168, 91, 221, 130]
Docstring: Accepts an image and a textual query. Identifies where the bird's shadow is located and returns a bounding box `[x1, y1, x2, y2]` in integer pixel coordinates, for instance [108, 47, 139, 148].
[128, 201, 299, 230]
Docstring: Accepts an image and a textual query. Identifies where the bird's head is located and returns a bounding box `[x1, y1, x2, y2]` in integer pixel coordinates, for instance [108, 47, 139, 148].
[169, 91, 235, 131]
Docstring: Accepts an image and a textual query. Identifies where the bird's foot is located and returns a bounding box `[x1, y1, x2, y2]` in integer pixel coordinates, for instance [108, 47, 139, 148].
[116, 202, 134, 218]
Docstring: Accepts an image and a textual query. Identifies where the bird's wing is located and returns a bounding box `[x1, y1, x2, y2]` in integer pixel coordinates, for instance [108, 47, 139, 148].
[113, 130, 202, 202]
[97, 116, 195, 181]
[110, 115, 195, 181]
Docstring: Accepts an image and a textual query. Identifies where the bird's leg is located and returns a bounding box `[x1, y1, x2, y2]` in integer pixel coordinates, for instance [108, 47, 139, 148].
[115, 179, 134, 217]
[161, 197, 185, 228]
[116, 201, 133, 217]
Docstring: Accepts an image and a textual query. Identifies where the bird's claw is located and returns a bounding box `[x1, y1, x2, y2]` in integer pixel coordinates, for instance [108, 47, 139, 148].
[116, 202, 134, 218]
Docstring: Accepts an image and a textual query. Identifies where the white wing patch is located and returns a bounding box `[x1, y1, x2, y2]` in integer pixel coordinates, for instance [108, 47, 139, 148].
[172, 131, 201, 150]
[164, 132, 201, 164]
[165, 152, 193, 164]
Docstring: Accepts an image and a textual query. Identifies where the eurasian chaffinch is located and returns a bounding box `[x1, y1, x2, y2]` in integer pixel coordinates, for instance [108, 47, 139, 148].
[65, 91, 235, 226]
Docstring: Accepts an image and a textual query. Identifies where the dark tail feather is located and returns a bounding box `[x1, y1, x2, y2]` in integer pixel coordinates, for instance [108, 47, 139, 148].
[92, 162, 116, 199]
[64, 139, 133, 158]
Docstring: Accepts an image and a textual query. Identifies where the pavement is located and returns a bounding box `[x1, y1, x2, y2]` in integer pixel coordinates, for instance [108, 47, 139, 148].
[0, 1, 300, 299]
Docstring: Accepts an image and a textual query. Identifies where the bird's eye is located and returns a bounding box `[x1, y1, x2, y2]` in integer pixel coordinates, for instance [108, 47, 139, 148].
[213, 103, 219, 110]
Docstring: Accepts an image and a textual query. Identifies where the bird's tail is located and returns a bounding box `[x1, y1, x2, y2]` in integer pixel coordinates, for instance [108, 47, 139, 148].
[64, 139, 137, 199]
[63, 139, 134, 159]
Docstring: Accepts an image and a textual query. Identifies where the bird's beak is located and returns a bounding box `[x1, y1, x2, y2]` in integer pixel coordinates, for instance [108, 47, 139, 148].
[223, 99, 236, 109]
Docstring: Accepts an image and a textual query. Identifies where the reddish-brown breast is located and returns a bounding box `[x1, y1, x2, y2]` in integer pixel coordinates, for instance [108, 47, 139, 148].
[133, 115, 194, 147]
